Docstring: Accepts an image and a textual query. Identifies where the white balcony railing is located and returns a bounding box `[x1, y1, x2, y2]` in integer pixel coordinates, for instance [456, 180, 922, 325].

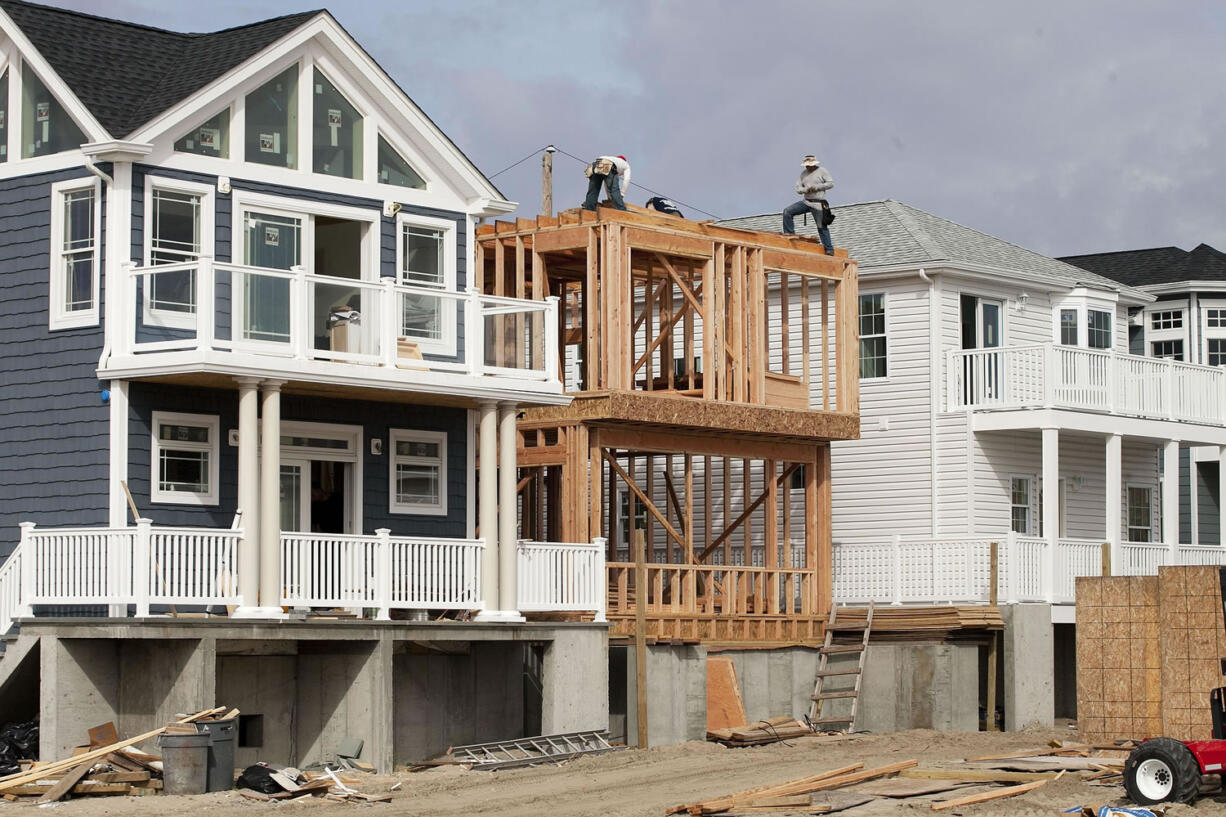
[948, 344, 1226, 426]
[832, 533, 1226, 606]
[518, 539, 607, 621]
[115, 258, 559, 387]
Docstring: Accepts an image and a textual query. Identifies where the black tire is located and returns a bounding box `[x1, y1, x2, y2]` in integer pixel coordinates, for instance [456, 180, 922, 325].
[1124, 737, 1201, 805]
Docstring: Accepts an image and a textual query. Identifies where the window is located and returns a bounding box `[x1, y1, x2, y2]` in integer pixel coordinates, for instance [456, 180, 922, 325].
[1127, 486, 1153, 543]
[1151, 340, 1184, 361]
[1010, 477, 1031, 534]
[313, 69, 362, 179]
[1210, 339, 1226, 367]
[1208, 309, 1226, 329]
[175, 110, 230, 158]
[378, 135, 425, 189]
[1087, 309, 1112, 349]
[245, 66, 298, 169]
[151, 412, 220, 505]
[1059, 309, 1078, 346]
[0, 69, 8, 163]
[21, 62, 86, 158]
[400, 225, 444, 286]
[790, 464, 806, 491]
[389, 430, 446, 515]
[396, 215, 457, 354]
[858, 293, 887, 379]
[1150, 310, 1183, 330]
[145, 182, 210, 323]
[49, 179, 100, 329]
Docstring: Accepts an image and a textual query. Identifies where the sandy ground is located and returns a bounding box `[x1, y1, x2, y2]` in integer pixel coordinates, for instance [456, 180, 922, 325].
[6, 728, 1226, 816]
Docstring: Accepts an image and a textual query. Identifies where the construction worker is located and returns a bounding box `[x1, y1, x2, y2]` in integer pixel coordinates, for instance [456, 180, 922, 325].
[645, 196, 684, 218]
[782, 155, 835, 254]
[582, 154, 630, 211]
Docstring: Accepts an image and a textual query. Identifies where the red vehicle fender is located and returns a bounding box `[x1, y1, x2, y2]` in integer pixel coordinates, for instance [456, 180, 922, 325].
[1183, 740, 1226, 773]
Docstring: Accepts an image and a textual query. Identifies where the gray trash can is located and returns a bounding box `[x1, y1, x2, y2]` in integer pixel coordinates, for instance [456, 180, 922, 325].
[157, 732, 210, 795]
[193, 718, 237, 792]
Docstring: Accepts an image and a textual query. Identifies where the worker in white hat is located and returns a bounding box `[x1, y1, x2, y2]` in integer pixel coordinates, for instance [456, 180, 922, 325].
[782, 154, 835, 254]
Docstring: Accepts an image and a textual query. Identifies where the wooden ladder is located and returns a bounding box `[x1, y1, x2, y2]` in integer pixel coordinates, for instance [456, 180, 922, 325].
[808, 600, 874, 732]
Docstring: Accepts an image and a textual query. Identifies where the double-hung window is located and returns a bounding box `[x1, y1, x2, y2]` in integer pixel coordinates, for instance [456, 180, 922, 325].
[396, 214, 456, 355]
[1087, 309, 1112, 349]
[1204, 307, 1226, 367]
[1151, 340, 1184, 360]
[1059, 309, 1078, 345]
[1127, 486, 1153, 543]
[49, 179, 101, 330]
[858, 293, 887, 379]
[151, 412, 220, 505]
[1010, 477, 1032, 534]
[389, 430, 447, 515]
[145, 179, 212, 327]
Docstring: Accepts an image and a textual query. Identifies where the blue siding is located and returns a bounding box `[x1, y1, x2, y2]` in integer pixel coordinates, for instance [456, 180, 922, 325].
[0, 168, 111, 559]
[1197, 461, 1220, 546]
[128, 383, 468, 538]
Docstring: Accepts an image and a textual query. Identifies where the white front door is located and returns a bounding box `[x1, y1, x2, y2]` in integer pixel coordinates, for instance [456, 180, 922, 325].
[280, 459, 311, 532]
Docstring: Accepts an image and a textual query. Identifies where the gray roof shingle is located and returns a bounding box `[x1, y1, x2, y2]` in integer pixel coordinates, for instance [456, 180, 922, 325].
[0, 0, 320, 137]
[1060, 244, 1226, 288]
[721, 199, 1150, 300]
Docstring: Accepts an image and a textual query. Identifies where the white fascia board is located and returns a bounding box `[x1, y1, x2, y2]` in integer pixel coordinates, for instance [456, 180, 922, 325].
[98, 352, 572, 407]
[920, 262, 1155, 306]
[0, 7, 110, 142]
[1142, 281, 1226, 296]
[970, 408, 1226, 446]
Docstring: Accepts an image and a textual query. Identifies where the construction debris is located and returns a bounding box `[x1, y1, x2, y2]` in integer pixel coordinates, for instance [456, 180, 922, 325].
[667, 760, 915, 815]
[707, 717, 814, 747]
[444, 730, 623, 770]
[236, 762, 389, 804]
[0, 720, 37, 776]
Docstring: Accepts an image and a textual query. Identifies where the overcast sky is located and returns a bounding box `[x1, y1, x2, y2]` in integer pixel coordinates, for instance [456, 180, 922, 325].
[45, 0, 1226, 257]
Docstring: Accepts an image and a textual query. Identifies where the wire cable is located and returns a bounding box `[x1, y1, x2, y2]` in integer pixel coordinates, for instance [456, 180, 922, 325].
[488, 146, 553, 180]
[551, 146, 723, 220]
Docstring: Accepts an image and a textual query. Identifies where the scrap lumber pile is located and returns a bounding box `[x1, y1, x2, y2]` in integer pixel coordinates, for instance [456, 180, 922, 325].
[0, 706, 230, 803]
[236, 764, 390, 804]
[831, 606, 1003, 638]
[706, 717, 814, 747]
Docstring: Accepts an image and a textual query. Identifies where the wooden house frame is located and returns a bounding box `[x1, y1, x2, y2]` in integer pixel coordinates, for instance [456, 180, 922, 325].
[476, 206, 860, 644]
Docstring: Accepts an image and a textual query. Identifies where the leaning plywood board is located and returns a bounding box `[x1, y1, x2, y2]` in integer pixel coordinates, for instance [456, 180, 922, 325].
[706, 656, 748, 732]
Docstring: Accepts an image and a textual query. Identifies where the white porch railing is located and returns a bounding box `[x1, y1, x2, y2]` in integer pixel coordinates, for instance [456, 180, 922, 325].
[948, 344, 1226, 426]
[0, 520, 242, 632]
[117, 259, 560, 386]
[280, 530, 485, 618]
[518, 538, 607, 621]
[833, 533, 1226, 606]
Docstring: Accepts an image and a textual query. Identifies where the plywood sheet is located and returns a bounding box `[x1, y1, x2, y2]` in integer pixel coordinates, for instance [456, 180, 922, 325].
[706, 656, 748, 732]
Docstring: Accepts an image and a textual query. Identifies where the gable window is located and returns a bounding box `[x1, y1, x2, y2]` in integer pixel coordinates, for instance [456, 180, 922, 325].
[1151, 340, 1184, 361]
[313, 69, 362, 180]
[0, 69, 7, 163]
[151, 411, 220, 505]
[858, 293, 887, 379]
[1127, 486, 1153, 543]
[21, 62, 86, 158]
[1150, 310, 1183, 330]
[1010, 477, 1032, 534]
[1059, 309, 1078, 345]
[389, 429, 446, 515]
[145, 181, 211, 325]
[246, 66, 299, 169]
[396, 214, 456, 354]
[378, 135, 425, 189]
[1087, 309, 1112, 349]
[49, 179, 100, 330]
[175, 110, 230, 158]
[1210, 339, 1226, 368]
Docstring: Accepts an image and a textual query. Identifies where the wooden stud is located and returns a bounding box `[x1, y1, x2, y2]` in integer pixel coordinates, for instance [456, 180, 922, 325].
[815, 444, 832, 616]
[633, 528, 649, 749]
[836, 261, 860, 414]
[821, 279, 830, 411]
[765, 459, 779, 614]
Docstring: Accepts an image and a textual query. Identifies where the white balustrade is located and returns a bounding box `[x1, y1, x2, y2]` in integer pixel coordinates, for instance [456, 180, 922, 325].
[518, 538, 607, 621]
[948, 344, 1226, 426]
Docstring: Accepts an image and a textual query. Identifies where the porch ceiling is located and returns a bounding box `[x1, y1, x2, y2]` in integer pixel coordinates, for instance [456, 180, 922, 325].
[970, 407, 1226, 446]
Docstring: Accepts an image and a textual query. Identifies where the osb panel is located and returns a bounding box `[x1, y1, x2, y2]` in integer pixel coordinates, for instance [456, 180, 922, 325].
[1075, 574, 1159, 744]
[1158, 566, 1226, 742]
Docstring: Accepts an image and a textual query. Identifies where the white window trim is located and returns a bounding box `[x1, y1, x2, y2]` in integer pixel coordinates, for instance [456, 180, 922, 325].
[0, 55, 12, 165]
[278, 420, 363, 534]
[1201, 299, 1226, 366]
[857, 290, 888, 382]
[1125, 483, 1156, 543]
[151, 411, 220, 506]
[1009, 474, 1033, 535]
[1053, 289, 1119, 350]
[388, 428, 447, 516]
[48, 177, 102, 330]
[309, 55, 368, 181]
[395, 211, 458, 356]
[142, 175, 216, 330]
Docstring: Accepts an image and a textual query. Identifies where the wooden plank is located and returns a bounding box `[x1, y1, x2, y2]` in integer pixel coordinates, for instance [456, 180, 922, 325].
[835, 262, 859, 414]
[666, 763, 864, 815]
[35, 760, 95, 804]
[900, 769, 1060, 783]
[531, 226, 591, 254]
[815, 445, 832, 616]
[851, 778, 972, 797]
[87, 722, 119, 749]
[930, 779, 1047, 811]
[705, 656, 748, 732]
[761, 248, 845, 279]
[625, 227, 713, 259]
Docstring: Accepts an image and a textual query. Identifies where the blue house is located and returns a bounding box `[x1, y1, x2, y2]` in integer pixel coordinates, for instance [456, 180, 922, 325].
[0, 1, 607, 768]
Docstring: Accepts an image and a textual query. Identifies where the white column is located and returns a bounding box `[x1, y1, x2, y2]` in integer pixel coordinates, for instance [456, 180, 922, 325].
[1220, 447, 1226, 548]
[473, 401, 501, 620]
[232, 377, 262, 615]
[1042, 427, 1059, 602]
[1163, 440, 1180, 559]
[106, 379, 129, 618]
[1105, 433, 1122, 573]
[498, 402, 523, 620]
[257, 380, 285, 616]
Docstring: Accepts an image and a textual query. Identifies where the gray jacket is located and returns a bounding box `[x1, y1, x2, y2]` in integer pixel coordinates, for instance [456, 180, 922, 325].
[795, 166, 834, 204]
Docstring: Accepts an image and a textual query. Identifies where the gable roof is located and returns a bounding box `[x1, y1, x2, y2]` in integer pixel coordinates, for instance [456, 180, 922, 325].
[1060, 244, 1226, 288]
[0, 0, 320, 138]
[720, 199, 1150, 300]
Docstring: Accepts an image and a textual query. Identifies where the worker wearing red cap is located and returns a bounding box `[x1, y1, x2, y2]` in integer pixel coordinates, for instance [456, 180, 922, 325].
[582, 154, 631, 211]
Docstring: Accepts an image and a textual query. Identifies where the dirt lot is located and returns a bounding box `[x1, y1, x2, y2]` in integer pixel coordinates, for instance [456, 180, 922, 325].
[7, 728, 1226, 816]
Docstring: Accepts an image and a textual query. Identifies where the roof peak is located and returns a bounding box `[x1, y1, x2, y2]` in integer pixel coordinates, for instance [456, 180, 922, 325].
[0, 0, 324, 39]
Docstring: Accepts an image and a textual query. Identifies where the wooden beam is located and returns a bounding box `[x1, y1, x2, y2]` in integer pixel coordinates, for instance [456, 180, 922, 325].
[930, 779, 1047, 811]
[821, 279, 830, 411]
[816, 444, 833, 616]
[633, 528, 649, 749]
[835, 261, 860, 414]
[697, 462, 802, 563]
[663, 471, 685, 526]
